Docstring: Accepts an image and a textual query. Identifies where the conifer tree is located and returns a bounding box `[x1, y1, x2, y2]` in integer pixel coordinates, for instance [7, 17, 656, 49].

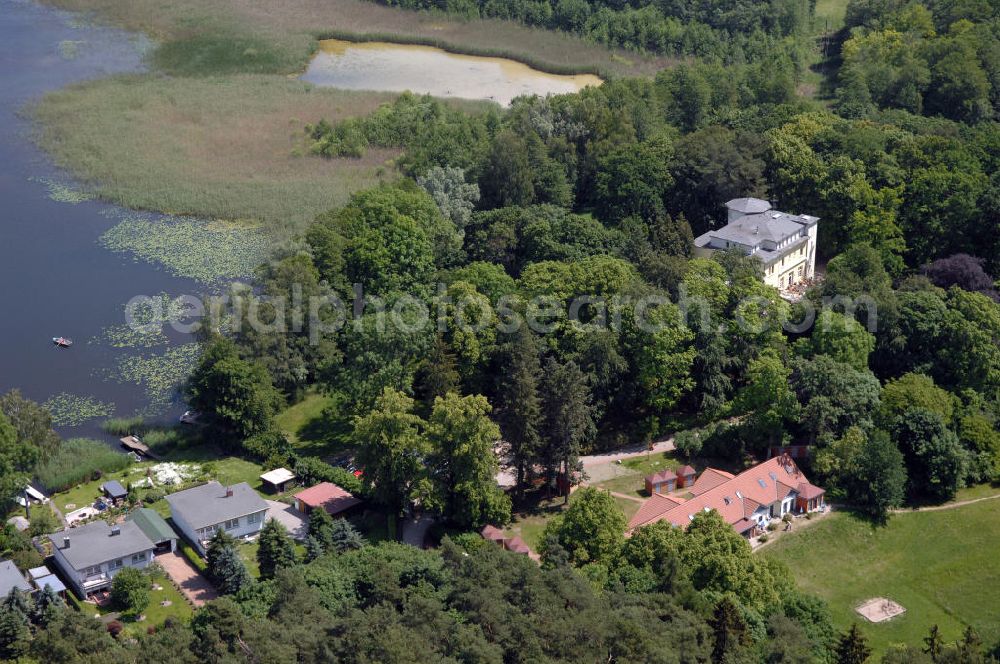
[836, 624, 872, 664]
[257, 519, 297, 578]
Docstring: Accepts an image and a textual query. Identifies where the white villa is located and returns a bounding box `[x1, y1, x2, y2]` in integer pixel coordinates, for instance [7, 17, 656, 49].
[694, 198, 818, 291]
[50, 520, 155, 597]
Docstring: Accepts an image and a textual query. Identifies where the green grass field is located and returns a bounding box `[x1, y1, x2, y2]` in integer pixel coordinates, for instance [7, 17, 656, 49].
[765, 500, 1000, 655]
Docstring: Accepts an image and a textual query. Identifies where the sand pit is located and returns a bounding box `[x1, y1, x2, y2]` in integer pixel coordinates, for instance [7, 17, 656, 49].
[856, 597, 906, 623]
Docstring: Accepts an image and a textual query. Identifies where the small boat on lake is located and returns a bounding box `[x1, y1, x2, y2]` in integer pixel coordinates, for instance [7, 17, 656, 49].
[52, 337, 73, 348]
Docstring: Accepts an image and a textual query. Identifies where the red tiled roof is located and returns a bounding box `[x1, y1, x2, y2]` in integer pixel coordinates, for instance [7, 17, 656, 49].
[733, 518, 756, 533]
[797, 482, 825, 500]
[294, 482, 361, 515]
[629, 493, 686, 528]
[628, 456, 818, 532]
[646, 469, 677, 483]
[690, 468, 735, 496]
[678, 465, 697, 476]
[504, 536, 531, 554]
[481, 525, 505, 541]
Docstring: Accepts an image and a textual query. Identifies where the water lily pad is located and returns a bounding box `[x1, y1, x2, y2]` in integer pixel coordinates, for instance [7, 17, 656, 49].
[100, 212, 270, 285]
[110, 343, 201, 415]
[30, 177, 94, 204]
[42, 392, 115, 426]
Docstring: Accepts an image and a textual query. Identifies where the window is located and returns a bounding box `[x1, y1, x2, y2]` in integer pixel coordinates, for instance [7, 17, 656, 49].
[84, 565, 102, 577]
[224, 518, 240, 530]
[111, 559, 123, 570]
[132, 553, 146, 564]
[246, 512, 261, 525]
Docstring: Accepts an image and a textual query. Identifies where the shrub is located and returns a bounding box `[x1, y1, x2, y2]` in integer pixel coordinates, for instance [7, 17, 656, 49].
[141, 429, 179, 450]
[27, 507, 60, 536]
[141, 487, 166, 504]
[293, 456, 362, 495]
[767, 522, 778, 532]
[106, 620, 124, 638]
[758, 534, 769, 543]
[673, 429, 703, 460]
[449, 532, 488, 553]
[35, 438, 131, 492]
[782, 514, 793, 523]
[180, 541, 207, 572]
[111, 567, 149, 616]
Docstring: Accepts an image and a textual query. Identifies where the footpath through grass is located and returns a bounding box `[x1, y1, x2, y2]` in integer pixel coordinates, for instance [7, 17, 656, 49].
[764, 499, 1000, 655]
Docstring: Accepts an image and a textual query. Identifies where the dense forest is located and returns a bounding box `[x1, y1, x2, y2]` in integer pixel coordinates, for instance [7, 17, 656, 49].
[1, 512, 995, 663]
[371, 0, 815, 65]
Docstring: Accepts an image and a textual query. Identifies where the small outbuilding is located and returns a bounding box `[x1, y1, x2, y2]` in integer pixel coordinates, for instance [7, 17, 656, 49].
[260, 468, 297, 494]
[676, 465, 697, 489]
[293, 482, 361, 517]
[101, 480, 128, 504]
[645, 469, 677, 495]
[480, 525, 505, 544]
[127, 507, 177, 553]
[504, 536, 531, 555]
[32, 573, 67, 598]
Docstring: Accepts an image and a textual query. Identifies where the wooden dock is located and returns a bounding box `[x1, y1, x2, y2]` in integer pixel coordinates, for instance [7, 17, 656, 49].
[120, 436, 160, 460]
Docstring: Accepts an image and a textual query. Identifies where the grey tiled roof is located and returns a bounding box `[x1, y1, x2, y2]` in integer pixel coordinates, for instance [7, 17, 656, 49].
[725, 197, 772, 214]
[711, 213, 805, 245]
[51, 520, 154, 571]
[165, 481, 267, 530]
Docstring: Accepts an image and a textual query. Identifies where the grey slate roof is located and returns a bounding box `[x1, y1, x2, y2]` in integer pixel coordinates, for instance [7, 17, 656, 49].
[0, 560, 30, 596]
[710, 213, 804, 245]
[725, 197, 772, 214]
[102, 480, 127, 498]
[165, 481, 267, 530]
[51, 520, 154, 571]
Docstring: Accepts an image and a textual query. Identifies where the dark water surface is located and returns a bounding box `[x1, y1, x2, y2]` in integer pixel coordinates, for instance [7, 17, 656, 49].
[0, 0, 198, 438]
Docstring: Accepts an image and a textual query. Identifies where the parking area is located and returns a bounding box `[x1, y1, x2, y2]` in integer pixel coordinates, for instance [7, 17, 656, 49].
[266, 500, 308, 540]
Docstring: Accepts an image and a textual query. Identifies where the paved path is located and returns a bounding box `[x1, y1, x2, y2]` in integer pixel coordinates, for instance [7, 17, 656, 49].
[157, 551, 218, 607]
[580, 437, 676, 468]
[496, 437, 676, 489]
[266, 500, 307, 540]
[401, 514, 434, 548]
[605, 490, 645, 503]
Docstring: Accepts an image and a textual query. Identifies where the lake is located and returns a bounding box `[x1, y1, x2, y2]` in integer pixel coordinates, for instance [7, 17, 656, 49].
[302, 39, 603, 105]
[0, 0, 200, 438]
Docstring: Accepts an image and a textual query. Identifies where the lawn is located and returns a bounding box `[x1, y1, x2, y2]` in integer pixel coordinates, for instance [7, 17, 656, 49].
[764, 500, 1000, 656]
[49, 451, 263, 517]
[275, 390, 354, 460]
[88, 569, 193, 636]
[276, 390, 332, 444]
[503, 489, 634, 552]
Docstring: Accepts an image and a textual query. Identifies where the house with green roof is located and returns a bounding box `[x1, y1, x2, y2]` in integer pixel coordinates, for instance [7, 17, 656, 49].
[127, 507, 177, 554]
